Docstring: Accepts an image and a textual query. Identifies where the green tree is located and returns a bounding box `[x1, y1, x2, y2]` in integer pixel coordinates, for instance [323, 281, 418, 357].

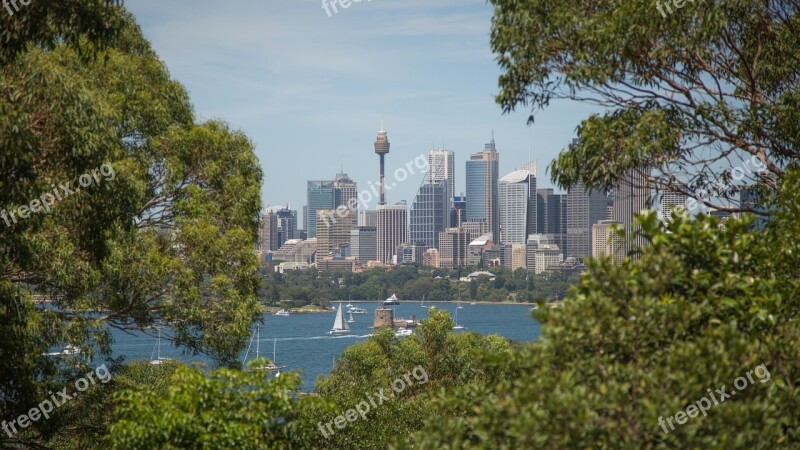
[490, 0, 798, 215]
[1, 8, 262, 447]
[108, 362, 318, 449]
[408, 173, 800, 448]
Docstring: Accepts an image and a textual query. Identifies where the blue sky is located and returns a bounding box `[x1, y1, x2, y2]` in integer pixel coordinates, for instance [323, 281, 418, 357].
[126, 0, 602, 219]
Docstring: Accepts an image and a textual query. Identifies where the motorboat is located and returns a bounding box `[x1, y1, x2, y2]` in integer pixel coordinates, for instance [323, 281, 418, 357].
[347, 306, 367, 314]
[383, 294, 400, 306]
[394, 328, 413, 337]
[275, 309, 290, 316]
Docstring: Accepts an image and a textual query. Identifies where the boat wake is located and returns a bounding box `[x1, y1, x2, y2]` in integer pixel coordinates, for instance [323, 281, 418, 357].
[266, 335, 374, 342]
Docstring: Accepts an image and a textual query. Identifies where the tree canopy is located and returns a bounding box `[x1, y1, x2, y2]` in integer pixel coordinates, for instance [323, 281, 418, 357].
[490, 0, 800, 214]
[1, 4, 263, 447]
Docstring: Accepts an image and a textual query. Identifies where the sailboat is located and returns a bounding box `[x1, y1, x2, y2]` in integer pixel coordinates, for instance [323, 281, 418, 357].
[264, 337, 286, 372]
[453, 306, 465, 330]
[457, 300, 464, 309]
[347, 311, 355, 323]
[421, 294, 428, 308]
[150, 328, 175, 365]
[328, 303, 351, 335]
[243, 326, 285, 372]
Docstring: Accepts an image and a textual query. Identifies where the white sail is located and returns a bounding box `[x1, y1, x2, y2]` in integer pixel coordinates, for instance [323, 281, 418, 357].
[332, 303, 349, 331]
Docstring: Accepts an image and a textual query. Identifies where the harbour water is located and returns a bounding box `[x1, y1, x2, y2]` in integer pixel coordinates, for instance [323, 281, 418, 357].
[108, 302, 541, 390]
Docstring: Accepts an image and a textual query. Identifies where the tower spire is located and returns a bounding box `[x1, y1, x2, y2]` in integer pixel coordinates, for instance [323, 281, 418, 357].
[374, 117, 391, 205]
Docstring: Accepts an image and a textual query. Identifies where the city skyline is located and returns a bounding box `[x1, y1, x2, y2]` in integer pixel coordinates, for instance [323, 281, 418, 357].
[124, 1, 604, 213]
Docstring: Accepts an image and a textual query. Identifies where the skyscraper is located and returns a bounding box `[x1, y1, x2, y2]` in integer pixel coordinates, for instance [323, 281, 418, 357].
[438, 227, 471, 269]
[258, 210, 279, 253]
[451, 195, 466, 227]
[661, 191, 688, 222]
[410, 179, 450, 248]
[316, 208, 355, 257]
[350, 226, 377, 263]
[537, 189, 567, 253]
[427, 148, 455, 200]
[499, 165, 537, 245]
[276, 207, 297, 249]
[307, 180, 336, 238]
[612, 167, 653, 255]
[566, 181, 609, 259]
[592, 220, 624, 264]
[466, 136, 500, 242]
[358, 210, 378, 227]
[376, 203, 407, 264]
[739, 186, 770, 230]
[374, 120, 390, 205]
[334, 172, 358, 211]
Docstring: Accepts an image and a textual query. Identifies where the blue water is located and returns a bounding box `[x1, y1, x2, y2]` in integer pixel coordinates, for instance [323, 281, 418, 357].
[108, 302, 541, 390]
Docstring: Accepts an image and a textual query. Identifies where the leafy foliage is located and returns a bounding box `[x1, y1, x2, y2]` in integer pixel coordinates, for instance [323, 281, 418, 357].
[407, 173, 800, 449]
[490, 0, 800, 214]
[1, 5, 262, 447]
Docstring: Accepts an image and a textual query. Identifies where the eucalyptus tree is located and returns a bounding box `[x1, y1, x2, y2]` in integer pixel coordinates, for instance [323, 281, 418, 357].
[1, 4, 263, 447]
[490, 0, 800, 214]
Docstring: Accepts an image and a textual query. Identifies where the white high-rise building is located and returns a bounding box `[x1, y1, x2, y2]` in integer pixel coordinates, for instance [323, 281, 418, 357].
[499, 166, 537, 245]
[661, 191, 688, 222]
[613, 167, 653, 257]
[427, 148, 455, 200]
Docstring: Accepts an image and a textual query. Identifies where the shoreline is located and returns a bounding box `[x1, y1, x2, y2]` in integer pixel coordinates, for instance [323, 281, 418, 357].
[263, 300, 552, 314]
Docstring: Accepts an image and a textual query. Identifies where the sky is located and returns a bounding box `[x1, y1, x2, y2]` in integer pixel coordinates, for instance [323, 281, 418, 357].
[126, 0, 603, 223]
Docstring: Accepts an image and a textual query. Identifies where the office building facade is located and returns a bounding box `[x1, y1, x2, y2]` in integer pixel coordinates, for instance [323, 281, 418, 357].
[410, 180, 450, 249]
[377, 203, 408, 264]
[566, 181, 609, 259]
[499, 167, 537, 245]
[316, 208, 355, 257]
[466, 137, 500, 242]
[438, 227, 471, 269]
[350, 226, 377, 263]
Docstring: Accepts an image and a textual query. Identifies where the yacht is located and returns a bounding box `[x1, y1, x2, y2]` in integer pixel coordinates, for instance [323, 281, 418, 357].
[243, 326, 286, 372]
[275, 309, 290, 316]
[395, 328, 413, 337]
[453, 306, 465, 330]
[347, 306, 367, 314]
[383, 294, 400, 306]
[328, 303, 351, 335]
[150, 329, 175, 365]
[43, 344, 83, 357]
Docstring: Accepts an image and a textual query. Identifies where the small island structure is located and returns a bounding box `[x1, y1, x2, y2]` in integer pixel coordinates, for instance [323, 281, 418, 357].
[373, 307, 421, 333]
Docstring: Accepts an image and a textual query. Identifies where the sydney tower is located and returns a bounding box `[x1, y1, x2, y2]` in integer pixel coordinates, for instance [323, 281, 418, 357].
[374, 119, 390, 206]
